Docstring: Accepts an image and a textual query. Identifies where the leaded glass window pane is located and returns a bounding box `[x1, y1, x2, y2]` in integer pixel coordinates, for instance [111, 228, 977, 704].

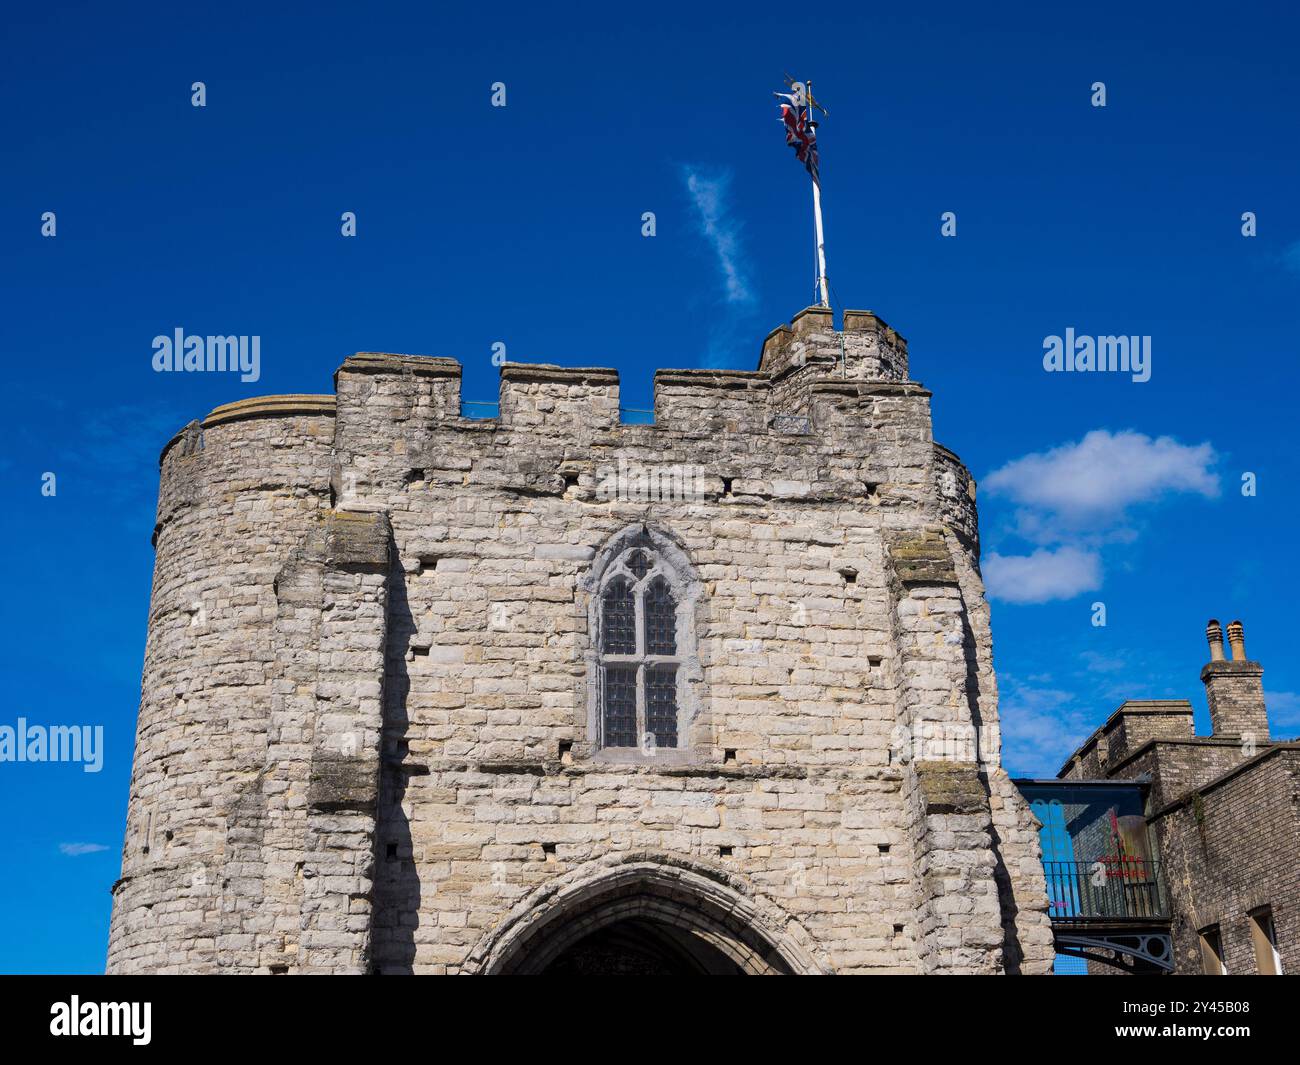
[644, 577, 676, 655]
[597, 541, 693, 752]
[603, 665, 638, 747]
[602, 577, 636, 654]
[645, 665, 678, 748]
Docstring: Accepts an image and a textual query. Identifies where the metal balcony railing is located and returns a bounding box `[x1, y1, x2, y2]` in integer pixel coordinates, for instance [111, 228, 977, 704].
[1043, 859, 1169, 923]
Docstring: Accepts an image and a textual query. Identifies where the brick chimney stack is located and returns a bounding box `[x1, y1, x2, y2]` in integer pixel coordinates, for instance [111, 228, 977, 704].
[1201, 618, 1269, 742]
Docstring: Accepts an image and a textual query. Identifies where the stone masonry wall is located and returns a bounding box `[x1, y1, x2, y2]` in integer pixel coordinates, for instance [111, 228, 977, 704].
[1153, 748, 1300, 974]
[108, 399, 336, 972]
[107, 400, 391, 974]
[108, 308, 1053, 974]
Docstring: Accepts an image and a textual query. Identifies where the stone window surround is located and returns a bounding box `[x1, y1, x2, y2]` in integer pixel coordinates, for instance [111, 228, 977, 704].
[582, 523, 705, 765]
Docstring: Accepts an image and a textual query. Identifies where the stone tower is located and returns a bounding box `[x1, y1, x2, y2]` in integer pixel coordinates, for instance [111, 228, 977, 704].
[107, 306, 1054, 974]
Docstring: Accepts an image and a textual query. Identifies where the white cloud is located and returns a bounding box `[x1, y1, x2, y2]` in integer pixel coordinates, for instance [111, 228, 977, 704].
[681, 165, 754, 307]
[982, 430, 1219, 605]
[59, 842, 109, 857]
[1079, 649, 1127, 673]
[984, 429, 1219, 524]
[984, 546, 1101, 605]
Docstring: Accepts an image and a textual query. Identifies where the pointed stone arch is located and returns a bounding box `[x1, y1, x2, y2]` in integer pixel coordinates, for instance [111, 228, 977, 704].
[463, 854, 827, 975]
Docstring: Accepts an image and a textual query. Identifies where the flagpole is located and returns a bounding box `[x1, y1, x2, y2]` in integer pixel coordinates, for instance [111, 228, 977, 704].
[807, 79, 830, 309]
[812, 172, 829, 308]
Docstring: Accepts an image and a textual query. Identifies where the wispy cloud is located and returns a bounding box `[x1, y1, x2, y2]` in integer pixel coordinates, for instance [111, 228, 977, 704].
[37, 399, 193, 522]
[998, 676, 1093, 777]
[1265, 690, 1300, 734]
[982, 430, 1219, 604]
[680, 165, 755, 307]
[998, 643, 1188, 775]
[59, 842, 109, 857]
[1078, 649, 1127, 673]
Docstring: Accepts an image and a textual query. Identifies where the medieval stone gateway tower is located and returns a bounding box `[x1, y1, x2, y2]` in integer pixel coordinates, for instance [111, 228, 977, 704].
[107, 306, 1054, 975]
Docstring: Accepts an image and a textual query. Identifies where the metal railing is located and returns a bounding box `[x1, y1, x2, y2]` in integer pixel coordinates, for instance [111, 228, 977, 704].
[1043, 859, 1169, 923]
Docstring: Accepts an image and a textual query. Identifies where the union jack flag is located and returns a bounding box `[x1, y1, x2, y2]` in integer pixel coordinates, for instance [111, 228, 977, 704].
[777, 93, 819, 184]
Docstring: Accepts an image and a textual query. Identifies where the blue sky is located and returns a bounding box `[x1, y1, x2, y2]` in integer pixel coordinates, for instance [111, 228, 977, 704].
[2, 1, 1297, 973]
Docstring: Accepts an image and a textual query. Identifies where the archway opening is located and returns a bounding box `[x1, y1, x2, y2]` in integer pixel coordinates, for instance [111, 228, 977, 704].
[489, 872, 798, 975]
[539, 917, 746, 975]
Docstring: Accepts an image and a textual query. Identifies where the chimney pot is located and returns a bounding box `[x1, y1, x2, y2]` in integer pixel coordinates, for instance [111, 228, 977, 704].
[1206, 619, 1225, 661]
[1227, 619, 1246, 662]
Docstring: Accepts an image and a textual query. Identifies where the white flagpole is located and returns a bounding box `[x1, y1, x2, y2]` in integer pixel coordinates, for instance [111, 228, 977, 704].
[806, 79, 830, 308]
[812, 175, 829, 308]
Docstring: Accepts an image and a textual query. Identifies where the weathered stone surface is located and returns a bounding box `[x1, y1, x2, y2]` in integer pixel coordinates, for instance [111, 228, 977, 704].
[916, 762, 987, 815]
[107, 307, 1052, 975]
[308, 753, 380, 812]
[888, 530, 959, 586]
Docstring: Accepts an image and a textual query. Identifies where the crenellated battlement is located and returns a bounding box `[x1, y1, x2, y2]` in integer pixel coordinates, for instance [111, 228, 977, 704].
[652, 368, 769, 435]
[154, 306, 920, 461]
[148, 307, 970, 558]
[159, 394, 336, 465]
[759, 305, 909, 381]
[498, 363, 621, 429]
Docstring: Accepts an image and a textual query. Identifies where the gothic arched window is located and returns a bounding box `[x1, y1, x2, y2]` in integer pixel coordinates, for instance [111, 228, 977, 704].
[594, 544, 690, 751]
